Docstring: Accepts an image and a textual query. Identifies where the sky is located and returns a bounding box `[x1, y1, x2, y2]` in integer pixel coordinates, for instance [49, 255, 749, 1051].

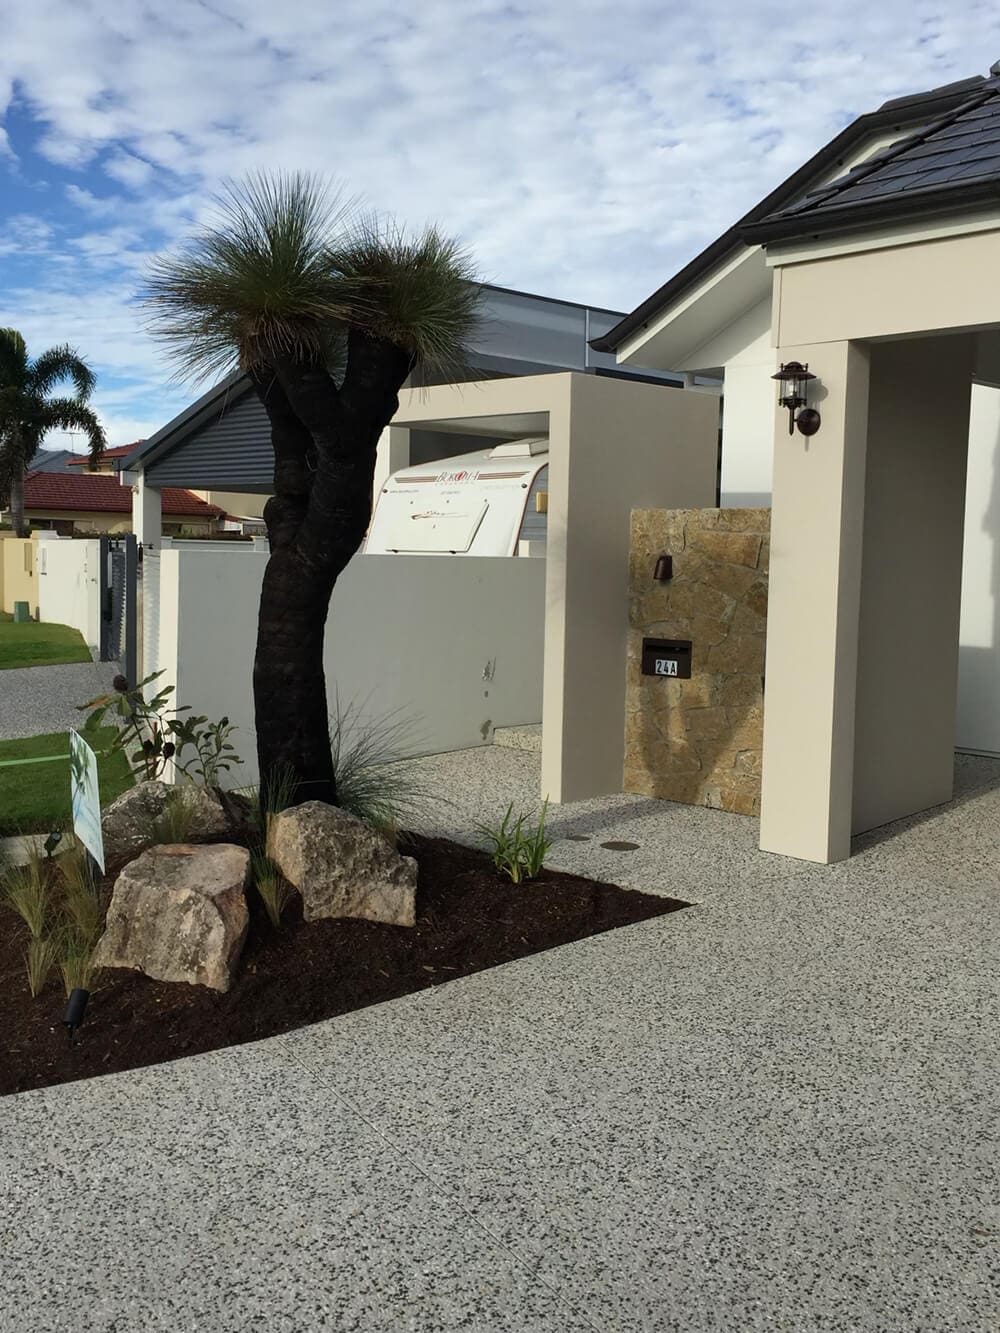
[2, 0, 1000, 450]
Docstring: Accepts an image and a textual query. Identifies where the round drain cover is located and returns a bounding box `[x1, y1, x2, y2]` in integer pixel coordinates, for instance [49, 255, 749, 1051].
[600, 840, 640, 852]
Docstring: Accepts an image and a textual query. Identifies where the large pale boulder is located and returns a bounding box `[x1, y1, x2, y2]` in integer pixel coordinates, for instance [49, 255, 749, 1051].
[94, 843, 250, 992]
[101, 781, 235, 867]
[268, 801, 417, 927]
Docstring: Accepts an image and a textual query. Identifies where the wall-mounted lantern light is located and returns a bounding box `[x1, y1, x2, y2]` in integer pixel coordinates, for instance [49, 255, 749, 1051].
[653, 554, 673, 582]
[772, 361, 821, 437]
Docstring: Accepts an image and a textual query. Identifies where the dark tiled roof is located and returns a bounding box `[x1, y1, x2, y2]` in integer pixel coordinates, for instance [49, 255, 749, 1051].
[29, 449, 80, 474]
[592, 69, 996, 352]
[22, 471, 224, 517]
[742, 78, 1000, 243]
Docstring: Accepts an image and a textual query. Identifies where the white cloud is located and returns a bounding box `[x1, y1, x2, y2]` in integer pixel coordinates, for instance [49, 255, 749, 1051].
[2, 0, 1000, 422]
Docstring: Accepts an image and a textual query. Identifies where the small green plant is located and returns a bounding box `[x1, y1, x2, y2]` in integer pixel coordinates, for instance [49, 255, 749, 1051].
[477, 799, 552, 884]
[172, 715, 244, 786]
[56, 841, 104, 945]
[25, 935, 58, 997]
[146, 788, 201, 846]
[79, 673, 242, 786]
[55, 923, 100, 997]
[1, 847, 49, 938]
[329, 697, 439, 836]
[250, 846, 293, 928]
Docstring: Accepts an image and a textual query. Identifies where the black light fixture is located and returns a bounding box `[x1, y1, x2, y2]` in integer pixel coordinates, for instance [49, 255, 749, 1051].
[63, 988, 90, 1045]
[772, 361, 821, 437]
[653, 554, 673, 582]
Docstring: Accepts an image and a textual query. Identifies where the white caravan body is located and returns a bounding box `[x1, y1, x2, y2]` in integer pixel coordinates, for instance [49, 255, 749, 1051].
[365, 438, 549, 557]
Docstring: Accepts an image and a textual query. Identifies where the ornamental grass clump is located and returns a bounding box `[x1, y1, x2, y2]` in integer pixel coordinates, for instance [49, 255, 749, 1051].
[477, 799, 552, 885]
[329, 698, 439, 839]
[250, 846, 293, 928]
[1, 846, 49, 939]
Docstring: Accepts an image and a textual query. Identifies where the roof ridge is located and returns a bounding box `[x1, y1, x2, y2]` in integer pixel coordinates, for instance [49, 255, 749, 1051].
[784, 83, 998, 221]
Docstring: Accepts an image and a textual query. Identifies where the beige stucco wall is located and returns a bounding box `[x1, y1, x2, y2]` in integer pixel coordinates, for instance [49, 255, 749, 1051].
[773, 226, 1000, 347]
[0, 536, 40, 616]
[852, 335, 974, 833]
[27, 509, 132, 534]
[193, 490, 269, 519]
[389, 372, 720, 802]
[625, 507, 769, 814]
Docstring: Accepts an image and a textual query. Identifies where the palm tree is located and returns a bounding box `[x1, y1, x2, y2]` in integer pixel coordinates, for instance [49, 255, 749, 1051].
[144, 173, 482, 807]
[0, 330, 106, 536]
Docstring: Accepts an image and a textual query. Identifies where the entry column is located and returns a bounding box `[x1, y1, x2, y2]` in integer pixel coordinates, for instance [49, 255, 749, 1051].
[759, 340, 870, 863]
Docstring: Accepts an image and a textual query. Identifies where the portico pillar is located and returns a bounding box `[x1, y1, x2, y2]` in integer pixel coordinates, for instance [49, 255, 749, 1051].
[759, 340, 870, 863]
[131, 470, 162, 551]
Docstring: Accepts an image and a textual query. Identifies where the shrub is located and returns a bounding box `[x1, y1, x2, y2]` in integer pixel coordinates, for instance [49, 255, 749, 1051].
[79, 672, 243, 786]
[477, 800, 552, 884]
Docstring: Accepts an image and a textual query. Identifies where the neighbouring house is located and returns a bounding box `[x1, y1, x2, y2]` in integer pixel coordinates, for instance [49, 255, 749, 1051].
[29, 448, 82, 474]
[596, 60, 1000, 861]
[15, 469, 225, 536]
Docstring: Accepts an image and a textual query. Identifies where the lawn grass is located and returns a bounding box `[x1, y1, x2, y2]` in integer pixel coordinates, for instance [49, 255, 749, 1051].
[0, 726, 133, 835]
[0, 615, 92, 669]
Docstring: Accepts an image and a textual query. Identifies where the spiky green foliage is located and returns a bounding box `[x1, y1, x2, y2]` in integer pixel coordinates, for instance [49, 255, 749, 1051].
[476, 800, 553, 885]
[144, 173, 357, 382]
[143, 172, 481, 384]
[57, 841, 103, 944]
[25, 935, 58, 998]
[327, 218, 481, 380]
[1, 847, 49, 938]
[0, 330, 105, 534]
[56, 923, 100, 997]
[250, 846, 293, 928]
[329, 697, 442, 838]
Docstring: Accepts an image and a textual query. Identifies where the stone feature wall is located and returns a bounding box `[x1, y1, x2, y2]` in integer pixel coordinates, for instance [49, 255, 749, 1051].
[625, 508, 770, 816]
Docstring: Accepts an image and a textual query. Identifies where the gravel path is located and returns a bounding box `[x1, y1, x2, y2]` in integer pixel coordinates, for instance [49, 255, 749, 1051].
[4, 749, 1000, 1329]
[0, 660, 121, 741]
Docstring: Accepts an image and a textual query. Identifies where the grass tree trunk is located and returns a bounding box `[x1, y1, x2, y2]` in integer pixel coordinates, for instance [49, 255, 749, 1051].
[250, 333, 411, 810]
[9, 467, 27, 538]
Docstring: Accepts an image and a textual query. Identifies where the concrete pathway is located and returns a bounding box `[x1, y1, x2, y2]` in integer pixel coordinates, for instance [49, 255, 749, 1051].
[0, 660, 120, 740]
[3, 749, 1000, 1330]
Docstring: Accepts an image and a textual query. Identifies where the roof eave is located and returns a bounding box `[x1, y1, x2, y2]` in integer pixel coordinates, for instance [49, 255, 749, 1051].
[741, 179, 1000, 245]
[591, 75, 989, 354]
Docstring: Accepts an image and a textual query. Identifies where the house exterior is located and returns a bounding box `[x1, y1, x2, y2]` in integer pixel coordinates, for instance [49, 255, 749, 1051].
[17, 470, 225, 536]
[597, 61, 1000, 862]
[120, 282, 711, 532]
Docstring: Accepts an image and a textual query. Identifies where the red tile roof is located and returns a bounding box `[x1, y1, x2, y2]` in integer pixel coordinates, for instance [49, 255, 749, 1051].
[22, 471, 225, 517]
[67, 442, 144, 465]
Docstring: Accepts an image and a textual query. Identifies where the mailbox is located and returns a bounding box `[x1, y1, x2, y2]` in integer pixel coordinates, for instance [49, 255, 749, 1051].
[641, 638, 692, 680]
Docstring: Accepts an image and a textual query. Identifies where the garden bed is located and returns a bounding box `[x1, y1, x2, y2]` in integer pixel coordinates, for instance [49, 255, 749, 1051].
[0, 834, 686, 1096]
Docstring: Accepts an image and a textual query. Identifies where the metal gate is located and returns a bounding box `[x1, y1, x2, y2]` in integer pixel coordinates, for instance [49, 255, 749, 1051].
[98, 533, 138, 684]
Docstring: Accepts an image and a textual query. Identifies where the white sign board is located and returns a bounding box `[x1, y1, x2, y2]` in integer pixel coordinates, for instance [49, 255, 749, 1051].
[70, 729, 105, 872]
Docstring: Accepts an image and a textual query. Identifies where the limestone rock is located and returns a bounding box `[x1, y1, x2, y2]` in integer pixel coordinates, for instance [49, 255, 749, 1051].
[94, 843, 250, 992]
[268, 801, 417, 928]
[101, 780, 233, 867]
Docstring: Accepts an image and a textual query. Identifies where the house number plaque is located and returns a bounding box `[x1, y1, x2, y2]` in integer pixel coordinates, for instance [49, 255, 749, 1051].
[641, 638, 692, 680]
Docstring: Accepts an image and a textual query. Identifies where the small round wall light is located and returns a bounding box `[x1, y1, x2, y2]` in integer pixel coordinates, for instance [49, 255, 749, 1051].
[772, 361, 820, 437]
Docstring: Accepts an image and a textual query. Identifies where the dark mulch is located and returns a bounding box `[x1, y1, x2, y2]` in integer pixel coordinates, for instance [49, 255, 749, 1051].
[0, 834, 686, 1097]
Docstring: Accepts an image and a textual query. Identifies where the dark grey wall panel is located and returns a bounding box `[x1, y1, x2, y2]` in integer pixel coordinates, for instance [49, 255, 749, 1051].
[146, 388, 274, 490]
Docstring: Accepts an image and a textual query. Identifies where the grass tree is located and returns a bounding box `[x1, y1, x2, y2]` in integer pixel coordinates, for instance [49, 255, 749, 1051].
[0, 331, 105, 536]
[144, 173, 482, 807]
